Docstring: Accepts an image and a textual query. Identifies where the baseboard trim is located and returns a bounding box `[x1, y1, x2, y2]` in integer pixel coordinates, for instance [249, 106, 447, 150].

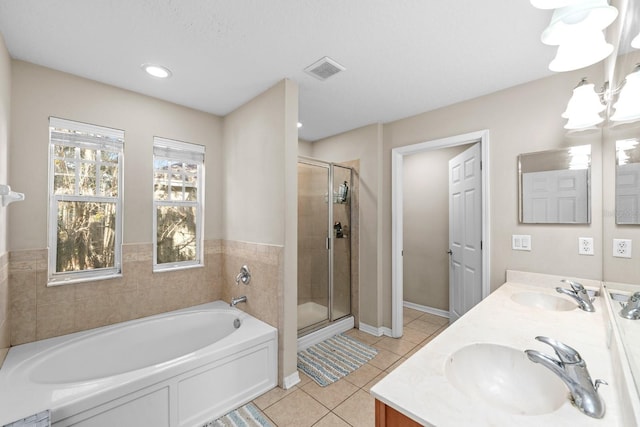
[403, 301, 450, 319]
[297, 316, 354, 351]
[282, 371, 300, 390]
[359, 322, 393, 338]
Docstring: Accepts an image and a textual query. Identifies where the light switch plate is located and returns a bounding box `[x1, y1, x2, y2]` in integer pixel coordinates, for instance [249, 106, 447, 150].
[512, 235, 532, 251]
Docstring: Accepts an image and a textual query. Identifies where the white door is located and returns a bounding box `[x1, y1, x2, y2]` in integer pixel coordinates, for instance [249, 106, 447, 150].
[448, 143, 482, 323]
[522, 169, 589, 223]
[616, 163, 640, 224]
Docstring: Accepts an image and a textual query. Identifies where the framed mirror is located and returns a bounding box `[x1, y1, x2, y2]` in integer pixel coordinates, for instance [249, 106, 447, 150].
[616, 138, 640, 224]
[518, 145, 591, 224]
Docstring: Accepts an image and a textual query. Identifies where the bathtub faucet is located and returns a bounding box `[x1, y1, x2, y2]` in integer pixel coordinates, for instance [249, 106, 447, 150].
[230, 296, 248, 307]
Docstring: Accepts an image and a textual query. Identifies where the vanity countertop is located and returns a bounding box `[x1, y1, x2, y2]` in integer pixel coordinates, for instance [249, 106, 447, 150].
[370, 271, 623, 426]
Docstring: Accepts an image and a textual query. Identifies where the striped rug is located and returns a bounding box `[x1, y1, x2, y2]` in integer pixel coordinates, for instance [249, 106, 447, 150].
[202, 403, 274, 427]
[297, 333, 379, 387]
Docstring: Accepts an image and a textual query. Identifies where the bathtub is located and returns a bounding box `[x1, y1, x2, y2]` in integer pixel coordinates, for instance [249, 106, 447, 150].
[0, 301, 277, 427]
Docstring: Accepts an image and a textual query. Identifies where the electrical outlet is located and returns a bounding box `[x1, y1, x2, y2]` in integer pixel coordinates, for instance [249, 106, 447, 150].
[613, 239, 632, 258]
[579, 237, 594, 255]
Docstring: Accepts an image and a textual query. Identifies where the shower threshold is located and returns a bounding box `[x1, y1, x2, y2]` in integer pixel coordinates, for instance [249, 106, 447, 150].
[297, 315, 354, 351]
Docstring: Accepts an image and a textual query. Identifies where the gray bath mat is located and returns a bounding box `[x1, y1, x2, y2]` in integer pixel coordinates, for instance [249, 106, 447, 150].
[202, 402, 274, 427]
[297, 333, 378, 387]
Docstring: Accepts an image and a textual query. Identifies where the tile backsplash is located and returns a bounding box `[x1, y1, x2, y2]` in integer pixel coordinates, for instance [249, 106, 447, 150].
[9, 241, 225, 346]
[0, 251, 8, 365]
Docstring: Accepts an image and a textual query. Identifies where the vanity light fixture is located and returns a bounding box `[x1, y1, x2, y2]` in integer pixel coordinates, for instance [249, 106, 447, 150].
[563, 65, 640, 129]
[615, 139, 639, 165]
[540, 0, 618, 46]
[549, 29, 614, 72]
[610, 64, 640, 123]
[142, 64, 172, 79]
[562, 78, 606, 129]
[530, 0, 580, 9]
[633, 32, 640, 49]
[532, 0, 618, 72]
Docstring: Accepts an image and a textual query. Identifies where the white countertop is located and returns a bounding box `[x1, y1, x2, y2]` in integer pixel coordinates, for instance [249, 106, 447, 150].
[370, 271, 624, 426]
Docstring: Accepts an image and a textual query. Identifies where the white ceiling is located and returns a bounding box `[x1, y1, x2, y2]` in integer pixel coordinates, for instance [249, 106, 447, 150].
[0, 1, 557, 141]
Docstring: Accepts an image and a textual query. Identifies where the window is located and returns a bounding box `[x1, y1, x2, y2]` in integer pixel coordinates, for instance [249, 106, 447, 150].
[153, 137, 204, 271]
[48, 117, 124, 285]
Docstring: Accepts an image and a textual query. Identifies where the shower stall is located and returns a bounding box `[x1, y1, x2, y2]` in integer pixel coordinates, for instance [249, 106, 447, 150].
[297, 158, 353, 337]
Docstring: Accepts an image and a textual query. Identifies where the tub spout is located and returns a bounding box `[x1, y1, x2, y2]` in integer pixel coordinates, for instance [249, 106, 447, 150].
[230, 296, 247, 307]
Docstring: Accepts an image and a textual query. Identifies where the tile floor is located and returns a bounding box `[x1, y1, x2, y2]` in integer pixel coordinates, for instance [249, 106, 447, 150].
[251, 308, 449, 427]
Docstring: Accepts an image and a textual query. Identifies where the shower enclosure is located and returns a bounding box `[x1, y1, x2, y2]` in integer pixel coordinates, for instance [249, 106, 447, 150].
[297, 158, 352, 336]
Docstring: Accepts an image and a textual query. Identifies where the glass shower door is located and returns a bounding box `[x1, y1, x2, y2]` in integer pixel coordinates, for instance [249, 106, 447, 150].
[297, 162, 330, 331]
[331, 165, 352, 321]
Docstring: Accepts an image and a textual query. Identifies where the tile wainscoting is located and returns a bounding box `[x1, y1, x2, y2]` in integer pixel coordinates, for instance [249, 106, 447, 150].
[0, 252, 8, 365]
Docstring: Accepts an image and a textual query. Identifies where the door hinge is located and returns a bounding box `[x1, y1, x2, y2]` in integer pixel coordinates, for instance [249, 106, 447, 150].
[480, 160, 483, 171]
[481, 240, 483, 250]
[402, 250, 404, 256]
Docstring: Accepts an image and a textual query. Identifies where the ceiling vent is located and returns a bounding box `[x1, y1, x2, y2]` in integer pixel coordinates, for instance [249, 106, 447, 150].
[304, 56, 346, 81]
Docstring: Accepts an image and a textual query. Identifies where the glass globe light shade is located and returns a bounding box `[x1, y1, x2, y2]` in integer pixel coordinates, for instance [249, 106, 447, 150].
[549, 29, 613, 71]
[530, 0, 580, 9]
[632, 32, 640, 49]
[541, 0, 618, 46]
[611, 68, 640, 122]
[562, 81, 605, 129]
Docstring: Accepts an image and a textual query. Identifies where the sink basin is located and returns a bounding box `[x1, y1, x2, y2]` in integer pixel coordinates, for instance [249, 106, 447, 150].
[445, 343, 567, 415]
[511, 292, 577, 311]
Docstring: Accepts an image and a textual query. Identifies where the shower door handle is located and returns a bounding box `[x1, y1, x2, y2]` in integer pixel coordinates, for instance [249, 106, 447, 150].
[326, 237, 331, 250]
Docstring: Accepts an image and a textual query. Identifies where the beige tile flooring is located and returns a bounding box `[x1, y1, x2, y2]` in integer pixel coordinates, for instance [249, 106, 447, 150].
[252, 308, 449, 427]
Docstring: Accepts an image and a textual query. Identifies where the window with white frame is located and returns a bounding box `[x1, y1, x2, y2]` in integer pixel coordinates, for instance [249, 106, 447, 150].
[48, 117, 124, 285]
[153, 137, 204, 271]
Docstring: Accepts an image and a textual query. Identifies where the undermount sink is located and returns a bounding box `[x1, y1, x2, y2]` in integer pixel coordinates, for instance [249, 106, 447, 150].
[445, 343, 567, 415]
[511, 292, 577, 311]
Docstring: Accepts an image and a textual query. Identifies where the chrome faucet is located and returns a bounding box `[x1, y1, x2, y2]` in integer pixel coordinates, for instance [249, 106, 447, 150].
[230, 295, 247, 307]
[525, 336, 607, 419]
[620, 292, 640, 320]
[556, 279, 595, 312]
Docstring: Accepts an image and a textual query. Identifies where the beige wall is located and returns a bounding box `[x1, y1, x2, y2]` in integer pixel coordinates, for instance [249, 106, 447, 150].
[603, 50, 640, 285]
[222, 79, 299, 386]
[313, 66, 604, 329]
[0, 34, 10, 364]
[9, 60, 224, 249]
[310, 124, 383, 327]
[380, 66, 604, 328]
[403, 144, 469, 311]
[7, 63, 299, 385]
[6, 60, 225, 347]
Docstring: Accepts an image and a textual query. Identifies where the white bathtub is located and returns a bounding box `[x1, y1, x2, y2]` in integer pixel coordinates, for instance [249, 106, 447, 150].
[0, 301, 278, 427]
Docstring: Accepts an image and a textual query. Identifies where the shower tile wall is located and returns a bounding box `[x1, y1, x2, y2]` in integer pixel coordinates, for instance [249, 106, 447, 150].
[9, 241, 223, 345]
[0, 252, 8, 364]
[298, 166, 329, 308]
[220, 240, 285, 385]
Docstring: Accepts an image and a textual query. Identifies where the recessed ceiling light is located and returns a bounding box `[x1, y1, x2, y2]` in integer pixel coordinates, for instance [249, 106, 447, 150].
[142, 64, 172, 79]
[297, 122, 303, 128]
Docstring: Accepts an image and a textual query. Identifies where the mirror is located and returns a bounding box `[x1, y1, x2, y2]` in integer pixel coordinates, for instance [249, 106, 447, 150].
[518, 145, 591, 224]
[616, 138, 640, 224]
[603, 0, 640, 405]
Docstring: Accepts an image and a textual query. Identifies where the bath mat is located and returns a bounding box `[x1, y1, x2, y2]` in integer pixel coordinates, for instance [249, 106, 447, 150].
[297, 333, 378, 387]
[202, 402, 274, 427]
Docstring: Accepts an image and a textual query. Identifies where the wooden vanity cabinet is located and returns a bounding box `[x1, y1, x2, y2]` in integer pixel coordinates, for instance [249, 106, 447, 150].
[375, 399, 423, 426]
